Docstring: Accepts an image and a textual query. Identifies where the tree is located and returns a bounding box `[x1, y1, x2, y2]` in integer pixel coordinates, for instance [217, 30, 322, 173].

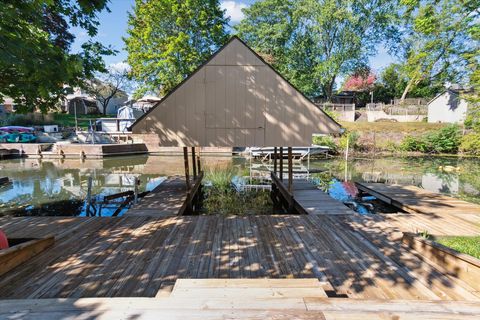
[374, 63, 443, 103]
[0, 0, 115, 113]
[398, 0, 480, 101]
[125, 0, 230, 97]
[86, 67, 132, 115]
[236, 0, 399, 100]
[343, 71, 376, 92]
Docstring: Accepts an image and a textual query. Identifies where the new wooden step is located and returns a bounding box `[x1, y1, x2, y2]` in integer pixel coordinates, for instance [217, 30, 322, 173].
[168, 278, 328, 299]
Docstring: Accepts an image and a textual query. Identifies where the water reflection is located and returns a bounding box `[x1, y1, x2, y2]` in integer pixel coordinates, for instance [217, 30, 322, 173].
[0, 155, 479, 216]
[309, 157, 480, 205]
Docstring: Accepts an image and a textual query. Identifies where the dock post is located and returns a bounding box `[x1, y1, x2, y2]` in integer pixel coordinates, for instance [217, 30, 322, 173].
[196, 155, 201, 175]
[192, 147, 197, 179]
[279, 147, 283, 181]
[134, 177, 139, 204]
[288, 147, 293, 193]
[183, 147, 191, 190]
[273, 147, 278, 174]
[86, 176, 93, 216]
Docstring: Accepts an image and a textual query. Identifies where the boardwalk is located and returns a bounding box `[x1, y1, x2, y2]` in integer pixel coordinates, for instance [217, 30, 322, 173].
[0, 215, 479, 301]
[125, 176, 189, 217]
[357, 182, 480, 234]
[271, 176, 355, 215]
[290, 179, 354, 215]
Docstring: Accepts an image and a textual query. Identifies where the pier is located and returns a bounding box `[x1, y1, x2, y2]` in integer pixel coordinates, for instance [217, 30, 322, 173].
[357, 182, 480, 235]
[126, 174, 204, 217]
[271, 174, 355, 215]
[1, 214, 479, 302]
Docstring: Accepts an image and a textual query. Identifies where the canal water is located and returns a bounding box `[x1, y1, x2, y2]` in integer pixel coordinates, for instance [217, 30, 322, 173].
[0, 155, 479, 216]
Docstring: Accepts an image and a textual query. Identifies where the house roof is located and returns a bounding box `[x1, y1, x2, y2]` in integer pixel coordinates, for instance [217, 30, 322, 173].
[427, 86, 473, 106]
[130, 36, 342, 147]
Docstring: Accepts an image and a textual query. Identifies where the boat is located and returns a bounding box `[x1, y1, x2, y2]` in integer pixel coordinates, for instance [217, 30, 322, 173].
[0, 126, 34, 133]
[0, 126, 36, 143]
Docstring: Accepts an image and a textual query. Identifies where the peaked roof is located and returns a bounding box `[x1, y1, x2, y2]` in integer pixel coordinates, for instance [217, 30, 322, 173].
[131, 36, 342, 147]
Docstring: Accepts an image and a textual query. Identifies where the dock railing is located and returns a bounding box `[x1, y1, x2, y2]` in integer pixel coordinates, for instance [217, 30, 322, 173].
[182, 171, 204, 215]
[271, 172, 300, 214]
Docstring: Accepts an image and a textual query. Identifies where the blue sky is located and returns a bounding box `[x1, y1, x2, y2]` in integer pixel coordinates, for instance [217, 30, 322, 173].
[71, 0, 395, 74]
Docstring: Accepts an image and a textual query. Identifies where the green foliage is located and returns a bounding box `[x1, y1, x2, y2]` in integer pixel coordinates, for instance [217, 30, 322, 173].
[400, 124, 461, 153]
[0, 0, 115, 113]
[1, 113, 112, 129]
[125, 0, 229, 97]
[203, 166, 272, 215]
[312, 135, 337, 152]
[205, 166, 238, 191]
[236, 0, 399, 99]
[311, 171, 335, 192]
[339, 131, 360, 151]
[398, 0, 479, 99]
[435, 236, 480, 259]
[418, 230, 431, 239]
[460, 132, 480, 156]
[369, 63, 443, 104]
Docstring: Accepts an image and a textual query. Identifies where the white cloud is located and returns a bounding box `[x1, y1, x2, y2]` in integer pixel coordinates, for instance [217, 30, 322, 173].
[221, 1, 248, 24]
[108, 62, 131, 73]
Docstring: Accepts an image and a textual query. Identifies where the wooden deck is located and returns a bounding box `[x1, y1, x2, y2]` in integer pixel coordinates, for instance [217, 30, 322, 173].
[125, 173, 203, 217]
[1, 215, 479, 301]
[125, 177, 189, 217]
[1, 296, 479, 319]
[271, 175, 354, 215]
[290, 179, 354, 215]
[357, 182, 480, 234]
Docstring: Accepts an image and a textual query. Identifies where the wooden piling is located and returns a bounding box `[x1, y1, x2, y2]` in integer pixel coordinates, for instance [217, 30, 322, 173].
[273, 147, 278, 174]
[196, 155, 201, 174]
[85, 176, 93, 216]
[192, 147, 197, 178]
[279, 147, 283, 181]
[288, 147, 293, 193]
[183, 147, 191, 190]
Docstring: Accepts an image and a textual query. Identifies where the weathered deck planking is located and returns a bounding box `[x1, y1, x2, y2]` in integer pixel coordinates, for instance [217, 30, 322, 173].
[287, 179, 355, 215]
[125, 176, 189, 217]
[0, 297, 479, 319]
[0, 215, 479, 301]
[356, 182, 480, 229]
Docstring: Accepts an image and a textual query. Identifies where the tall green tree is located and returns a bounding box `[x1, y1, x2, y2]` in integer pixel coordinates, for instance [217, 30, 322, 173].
[399, 0, 480, 100]
[125, 0, 229, 97]
[236, 0, 399, 99]
[0, 0, 115, 113]
[375, 63, 443, 102]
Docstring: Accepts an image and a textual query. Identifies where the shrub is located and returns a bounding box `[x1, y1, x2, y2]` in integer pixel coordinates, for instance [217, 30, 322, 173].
[460, 132, 480, 156]
[400, 135, 427, 152]
[339, 131, 359, 151]
[426, 124, 461, 153]
[400, 124, 461, 153]
[312, 135, 337, 152]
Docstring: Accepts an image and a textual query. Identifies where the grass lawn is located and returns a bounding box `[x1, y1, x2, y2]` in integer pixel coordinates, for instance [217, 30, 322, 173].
[2, 113, 114, 128]
[435, 236, 480, 259]
[53, 113, 114, 127]
[340, 121, 448, 134]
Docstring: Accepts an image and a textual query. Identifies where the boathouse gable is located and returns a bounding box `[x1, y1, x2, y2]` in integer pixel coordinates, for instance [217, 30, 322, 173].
[131, 36, 342, 147]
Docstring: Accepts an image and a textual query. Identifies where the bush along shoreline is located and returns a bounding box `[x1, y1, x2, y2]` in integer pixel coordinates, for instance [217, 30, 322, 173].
[315, 124, 480, 157]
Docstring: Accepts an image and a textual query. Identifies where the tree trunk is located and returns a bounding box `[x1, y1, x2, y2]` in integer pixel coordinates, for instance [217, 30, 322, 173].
[400, 78, 415, 102]
[325, 76, 336, 102]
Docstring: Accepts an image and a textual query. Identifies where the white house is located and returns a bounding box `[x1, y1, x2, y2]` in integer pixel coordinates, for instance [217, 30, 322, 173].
[427, 86, 471, 123]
